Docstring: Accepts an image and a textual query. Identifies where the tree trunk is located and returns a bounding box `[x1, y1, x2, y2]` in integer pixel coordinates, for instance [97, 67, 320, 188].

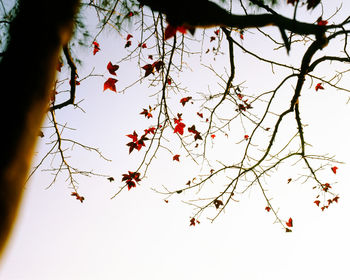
[0, 0, 80, 258]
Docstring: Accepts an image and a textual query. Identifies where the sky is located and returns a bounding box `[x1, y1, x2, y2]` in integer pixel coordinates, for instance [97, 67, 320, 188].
[1, 1, 350, 279]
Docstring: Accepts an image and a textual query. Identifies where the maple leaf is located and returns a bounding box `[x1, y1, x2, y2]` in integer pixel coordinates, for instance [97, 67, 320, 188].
[164, 199, 169, 203]
[314, 200, 320, 207]
[125, 40, 132, 48]
[127, 131, 138, 142]
[210, 36, 216, 42]
[244, 135, 249, 140]
[103, 78, 118, 92]
[194, 132, 202, 141]
[174, 122, 186, 135]
[317, 17, 328, 26]
[214, 199, 223, 209]
[142, 64, 154, 77]
[144, 127, 156, 135]
[286, 217, 293, 228]
[152, 60, 164, 72]
[287, 178, 292, 183]
[167, 77, 171, 85]
[173, 154, 180, 161]
[122, 171, 141, 190]
[126, 34, 133, 40]
[265, 206, 271, 212]
[136, 135, 149, 150]
[331, 166, 338, 174]
[107, 177, 114, 182]
[140, 108, 153, 119]
[148, 55, 153, 60]
[107, 62, 119, 75]
[188, 125, 197, 134]
[127, 142, 138, 154]
[197, 112, 203, 118]
[333, 196, 339, 203]
[214, 29, 220, 35]
[127, 11, 134, 17]
[92, 41, 100, 55]
[315, 83, 324, 91]
[71, 192, 84, 203]
[141, 43, 147, 48]
[180, 96, 192, 106]
[211, 134, 216, 139]
[322, 183, 331, 192]
[190, 217, 196, 226]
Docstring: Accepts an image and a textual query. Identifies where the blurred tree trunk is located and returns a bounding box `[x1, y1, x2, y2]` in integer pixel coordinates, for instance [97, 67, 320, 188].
[0, 0, 80, 258]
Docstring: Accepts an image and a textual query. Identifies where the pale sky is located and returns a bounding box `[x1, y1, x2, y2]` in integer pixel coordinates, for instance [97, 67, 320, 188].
[1, 1, 350, 279]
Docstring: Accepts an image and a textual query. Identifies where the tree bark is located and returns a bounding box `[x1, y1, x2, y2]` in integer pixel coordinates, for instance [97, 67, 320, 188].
[0, 0, 80, 258]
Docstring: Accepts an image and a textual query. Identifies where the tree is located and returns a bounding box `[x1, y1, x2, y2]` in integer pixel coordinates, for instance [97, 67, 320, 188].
[0, 0, 348, 257]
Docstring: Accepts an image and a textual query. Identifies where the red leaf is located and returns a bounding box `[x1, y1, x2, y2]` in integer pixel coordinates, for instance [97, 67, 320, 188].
[152, 60, 164, 72]
[333, 196, 339, 203]
[127, 131, 138, 142]
[287, 178, 292, 184]
[148, 55, 153, 60]
[167, 77, 171, 85]
[188, 125, 197, 134]
[107, 177, 114, 182]
[141, 43, 147, 48]
[103, 78, 118, 92]
[142, 64, 154, 77]
[315, 83, 324, 91]
[127, 11, 134, 17]
[144, 127, 156, 135]
[197, 112, 203, 118]
[140, 108, 153, 119]
[174, 122, 186, 135]
[107, 62, 119, 75]
[180, 96, 192, 106]
[173, 154, 180, 161]
[92, 41, 100, 55]
[126, 34, 133, 40]
[317, 17, 328, 26]
[211, 134, 216, 139]
[286, 217, 293, 228]
[244, 135, 249, 140]
[125, 40, 132, 48]
[331, 166, 338, 174]
[322, 183, 331, 192]
[265, 206, 271, 212]
[314, 200, 320, 207]
[210, 36, 216, 42]
[122, 171, 141, 190]
[190, 217, 196, 226]
[214, 29, 220, 35]
[71, 192, 84, 203]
